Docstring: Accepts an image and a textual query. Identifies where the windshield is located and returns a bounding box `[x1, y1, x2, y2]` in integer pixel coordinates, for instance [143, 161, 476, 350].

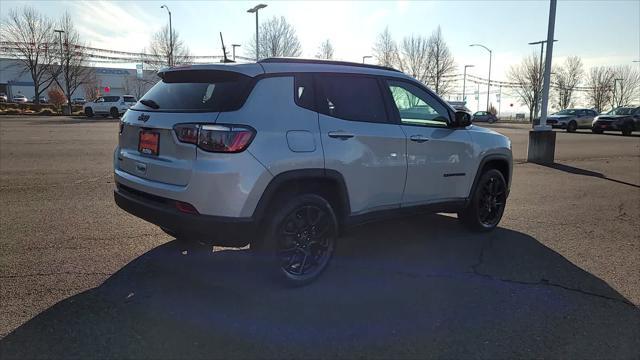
[555, 109, 577, 115]
[607, 107, 634, 115]
[132, 70, 254, 112]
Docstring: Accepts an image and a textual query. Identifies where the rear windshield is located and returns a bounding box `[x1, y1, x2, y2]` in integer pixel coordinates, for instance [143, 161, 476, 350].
[132, 70, 254, 112]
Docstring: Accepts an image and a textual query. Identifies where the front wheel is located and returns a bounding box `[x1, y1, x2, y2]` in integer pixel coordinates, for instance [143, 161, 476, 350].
[253, 194, 338, 287]
[110, 107, 120, 118]
[566, 121, 577, 132]
[622, 123, 633, 136]
[459, 169, 507, 232]
[85, 107, 94, 117]
[592, 128, 603, 134]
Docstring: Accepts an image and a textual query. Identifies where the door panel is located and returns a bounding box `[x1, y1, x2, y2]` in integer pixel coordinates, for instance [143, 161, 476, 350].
[383, 79, 474, 205]
[320, 116, 406, 213]
[401, 125, 474, 204]
[315, 74, 407, 215]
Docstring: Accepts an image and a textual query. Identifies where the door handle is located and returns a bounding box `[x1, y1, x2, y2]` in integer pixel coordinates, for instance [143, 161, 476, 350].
[328, 131, 355, 140]
[410, 135, 430, 143]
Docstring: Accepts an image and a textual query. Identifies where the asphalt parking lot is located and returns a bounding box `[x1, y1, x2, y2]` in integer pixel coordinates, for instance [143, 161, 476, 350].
[0, 115, 638, 358]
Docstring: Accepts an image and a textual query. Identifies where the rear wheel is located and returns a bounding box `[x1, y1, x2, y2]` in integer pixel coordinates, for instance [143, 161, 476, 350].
[566, 121, 577, 133]
[253, 193, 338, 287]
[459, 169, 507, 232]
[622, 123, 633, 136]
[110, 107, 120, 118]
[85, 107, 94, 117]
[591, 128, 603, 134]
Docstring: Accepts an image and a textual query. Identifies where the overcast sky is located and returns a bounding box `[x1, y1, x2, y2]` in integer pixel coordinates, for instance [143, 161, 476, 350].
[2, 0, 639, 111]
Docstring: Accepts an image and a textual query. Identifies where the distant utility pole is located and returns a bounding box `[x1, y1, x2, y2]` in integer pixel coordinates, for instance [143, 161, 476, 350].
[613, 78, 623, 107]
[528, 39, 558, 122]
[160, 5, 172, 66]
[498, 85, 502, 118]
[462, 64, 474, 103]
[232, 44, 241, 61]
[469, 43, 492, 112]
[247, 4, 267, 61]
[476, 82, 480, 112]
[362, 55, 372, 64]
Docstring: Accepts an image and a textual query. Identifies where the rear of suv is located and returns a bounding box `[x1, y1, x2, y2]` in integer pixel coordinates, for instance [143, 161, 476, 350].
[85, 95, 137, 118]
[114, 59, 512, 286]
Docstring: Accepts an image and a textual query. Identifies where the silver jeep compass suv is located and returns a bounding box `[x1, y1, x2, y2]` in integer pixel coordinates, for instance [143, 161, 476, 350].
[114, 58, 512, 286]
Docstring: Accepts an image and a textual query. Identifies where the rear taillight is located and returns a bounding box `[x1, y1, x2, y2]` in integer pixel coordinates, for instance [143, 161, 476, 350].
[174, 124, 199, 144]
[173, 124, 255, 153]
[119, 120, 124, 134]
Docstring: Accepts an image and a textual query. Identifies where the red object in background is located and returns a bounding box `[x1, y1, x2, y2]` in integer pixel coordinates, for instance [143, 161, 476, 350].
[104, 86, 110, 93]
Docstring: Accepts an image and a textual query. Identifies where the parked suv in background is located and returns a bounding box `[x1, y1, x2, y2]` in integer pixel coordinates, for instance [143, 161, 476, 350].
[84, 95, 137, 118]
[592, 106, 640, 136]
[472, 111, 498, 123]
[546, 108, 597, 132]
[0, 93, 8, 102]
[113, 59, 513, 286]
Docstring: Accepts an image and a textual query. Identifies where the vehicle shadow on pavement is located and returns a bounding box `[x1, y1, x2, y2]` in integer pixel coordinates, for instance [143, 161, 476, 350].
[545, 162, 640, 188]
[1, 214, 638, 359]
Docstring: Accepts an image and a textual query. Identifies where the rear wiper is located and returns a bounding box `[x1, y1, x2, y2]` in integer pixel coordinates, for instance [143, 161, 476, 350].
[140, 99, 159, 109]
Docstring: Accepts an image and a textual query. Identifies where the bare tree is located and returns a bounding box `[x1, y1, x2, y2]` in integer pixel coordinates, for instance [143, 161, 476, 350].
[82, 70, 100, 101]
[149, 25, 192, 70]
[49, 12, 91, 114]
[1, 6, 58, 104]
[372, 26, 399, 68]
[507, 53, 544, 121]
[611, 65, 640, 108]
[425, 26, 456, 96]
[552, 56, 583, 110]
[315, 39, 334, 60]
[398, 34, 429, 84]
[586, 66, 615, 112]
[124, 71, 157, 99]
[247, 16, 302, 59]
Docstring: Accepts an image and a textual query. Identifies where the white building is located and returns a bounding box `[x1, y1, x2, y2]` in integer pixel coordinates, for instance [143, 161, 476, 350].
[0, 58, 157, 100]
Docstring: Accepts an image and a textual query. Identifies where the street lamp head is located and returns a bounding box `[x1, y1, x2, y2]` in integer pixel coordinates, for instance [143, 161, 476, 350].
[465, 64, 474, 68]
[54, 29, 64, 33]
[232, 44, 241, 47]
[247, 4, 267, 13]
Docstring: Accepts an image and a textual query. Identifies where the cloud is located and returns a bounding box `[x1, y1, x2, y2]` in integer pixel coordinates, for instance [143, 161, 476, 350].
[66, 0, 161, 52]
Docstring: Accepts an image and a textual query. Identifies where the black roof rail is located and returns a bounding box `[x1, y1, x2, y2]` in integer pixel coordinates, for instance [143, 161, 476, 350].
[258, 57, 401, 73]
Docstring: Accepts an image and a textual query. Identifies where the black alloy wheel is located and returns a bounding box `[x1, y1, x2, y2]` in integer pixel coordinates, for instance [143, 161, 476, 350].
[277, 204, 335, 281]
[459, 169, 507, 231]
[567, 121, 577, 133]
[476, 172, 507, 228]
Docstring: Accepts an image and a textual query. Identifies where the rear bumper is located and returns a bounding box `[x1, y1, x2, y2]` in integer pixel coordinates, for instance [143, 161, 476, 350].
[592, 122, 620, 131]
[114, 184, 257, 247]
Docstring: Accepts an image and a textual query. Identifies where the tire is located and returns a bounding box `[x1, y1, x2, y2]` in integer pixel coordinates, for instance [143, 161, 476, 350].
[622, 123, 633, 136]
[591, 128, 603, 134]
[566, 121, 577, 133]
[253, 193, 338, 287]
[110, 107, 120, 118]
[458, 169, 507, 232]
[85, 107, 94, 117]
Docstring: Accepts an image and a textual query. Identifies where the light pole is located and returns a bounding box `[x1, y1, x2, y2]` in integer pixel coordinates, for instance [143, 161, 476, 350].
[613, 78, 623, 107]
[54, 29, 64, 107]
[498, 85, 502, 119]
[462, 64, 474, 104]
[232, 44, 241, 61]
[528, 39, 557, 121]
[469, 44, 492, 112]
[247, 4, 267, 61]
[362, 55, 372, 64]
[160, 5, 172, 66]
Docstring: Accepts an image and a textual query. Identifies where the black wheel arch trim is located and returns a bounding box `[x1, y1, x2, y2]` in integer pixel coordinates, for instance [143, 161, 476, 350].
[251, 168, 351, 225]
[466, 154, 512, 206]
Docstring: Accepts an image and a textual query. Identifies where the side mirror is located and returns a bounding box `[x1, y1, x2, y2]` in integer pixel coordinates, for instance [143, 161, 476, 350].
[453, 111, 472, 128]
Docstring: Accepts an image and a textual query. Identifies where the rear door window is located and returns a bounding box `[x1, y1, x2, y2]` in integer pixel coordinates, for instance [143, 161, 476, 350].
[104, 96, 119, 102]
[123, 96, 137, 103]
[132, 70, 254, 112]
[315, 74, 388, 123]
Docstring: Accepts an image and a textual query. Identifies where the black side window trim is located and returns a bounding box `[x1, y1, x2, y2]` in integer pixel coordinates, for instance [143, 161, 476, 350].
[380, 77, 453, 128]
[313, 72, 396, 125]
